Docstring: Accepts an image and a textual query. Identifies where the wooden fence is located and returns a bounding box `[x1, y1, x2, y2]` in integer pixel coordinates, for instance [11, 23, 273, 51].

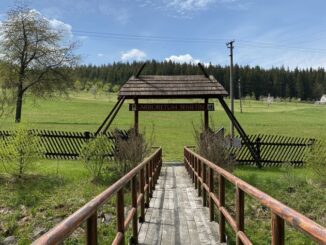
[184, 146, 326, 244]
[230, 134, 315, 167]
[0, 129, 130, 160]
[33, 147, 162, 245]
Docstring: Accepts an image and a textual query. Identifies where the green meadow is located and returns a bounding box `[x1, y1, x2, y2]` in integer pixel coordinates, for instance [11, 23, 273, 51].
[0, 92, 325, 244]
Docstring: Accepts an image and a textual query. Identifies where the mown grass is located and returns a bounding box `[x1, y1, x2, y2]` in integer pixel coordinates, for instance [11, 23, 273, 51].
[0, 92, 325, 244]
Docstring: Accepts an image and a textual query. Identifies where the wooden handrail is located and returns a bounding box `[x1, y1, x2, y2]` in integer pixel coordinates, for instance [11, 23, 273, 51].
[33, 147, 162, 245]
[184, 146, 326, 244]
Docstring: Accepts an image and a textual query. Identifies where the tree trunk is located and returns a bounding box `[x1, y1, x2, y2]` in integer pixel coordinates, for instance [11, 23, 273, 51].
[15, 83, 23, 123]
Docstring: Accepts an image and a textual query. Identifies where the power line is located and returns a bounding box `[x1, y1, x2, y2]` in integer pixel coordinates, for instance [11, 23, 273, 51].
[72, 29, 326, 54]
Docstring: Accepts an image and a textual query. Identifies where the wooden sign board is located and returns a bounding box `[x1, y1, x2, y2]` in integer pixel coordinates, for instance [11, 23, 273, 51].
[129, 103, 215, 111]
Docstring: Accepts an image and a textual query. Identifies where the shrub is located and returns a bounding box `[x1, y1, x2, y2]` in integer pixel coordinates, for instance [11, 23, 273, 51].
[194, 124, 234, 172]
[0, 127, 41, 178]
[114, 128, 153, 175]
[80, 135, 112, 182]
[306, 140, 326, 186]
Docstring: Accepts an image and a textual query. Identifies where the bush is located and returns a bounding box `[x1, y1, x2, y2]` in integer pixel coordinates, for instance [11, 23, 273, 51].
[80, 136, 112, 182]
[194, 124, 234, 172]
[114, 128, 153, 175]
[0, 127, 41, 178]
[306, 140, 326, 186]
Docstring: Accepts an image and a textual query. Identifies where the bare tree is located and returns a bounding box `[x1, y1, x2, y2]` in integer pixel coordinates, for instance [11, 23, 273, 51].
[0, 5, 79, 122]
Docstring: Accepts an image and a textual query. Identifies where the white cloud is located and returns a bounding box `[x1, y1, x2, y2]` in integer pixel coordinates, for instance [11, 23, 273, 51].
[165, 0, 216, 11]
[97, 53, 104, 57]
[121, 49, 147, 61]
[78, 35, 89, 40]
[138, 0, 245, 17]
[165, 54, 200, 64]
[27, 9, 73, 39]
[48, 18, 73, 39]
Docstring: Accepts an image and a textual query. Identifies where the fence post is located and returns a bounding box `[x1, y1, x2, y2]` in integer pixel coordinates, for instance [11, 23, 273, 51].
[194, 157, 198, 189]
[271, 212, 284, 245]
[84, 131, 91, 141]
[209, 168, 214, 221]
[198, 159, 202, 197]
[145, 162, 150, 207]
[86, 211, 97, 245]
[236, 186, 245, 245]
[202, 163, 207, 206]
[151, 159, 155, 191]
[116, 189, 124, 245]
[131, 176, 138, 244]
[219, 174, 226, 242]
[139, 168, 145, 222]
[255, 137, 261, 162]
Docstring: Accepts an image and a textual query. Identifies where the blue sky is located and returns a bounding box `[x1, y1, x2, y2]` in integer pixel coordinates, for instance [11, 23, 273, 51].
[1, 0, 326, 68]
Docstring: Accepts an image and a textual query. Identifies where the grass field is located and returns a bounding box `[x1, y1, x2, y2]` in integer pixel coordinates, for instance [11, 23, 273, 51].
[0, 92, 325, 244]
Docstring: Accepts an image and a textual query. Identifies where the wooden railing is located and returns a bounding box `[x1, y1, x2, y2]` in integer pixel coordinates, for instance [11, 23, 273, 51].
[33, 147, 162, 245]
[184, 146, 326, 244]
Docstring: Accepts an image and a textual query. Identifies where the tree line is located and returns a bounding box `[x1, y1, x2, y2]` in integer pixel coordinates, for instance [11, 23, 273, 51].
[72, 61, 326, 100]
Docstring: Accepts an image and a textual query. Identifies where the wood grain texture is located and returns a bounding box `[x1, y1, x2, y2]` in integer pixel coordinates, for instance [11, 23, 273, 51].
[138, 163, 224, 245]
[119, 75, 228, 98]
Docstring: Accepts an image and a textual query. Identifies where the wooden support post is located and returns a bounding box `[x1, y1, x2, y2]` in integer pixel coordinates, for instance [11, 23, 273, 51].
[209, 168, 214, 221]
[219, 175, 226, 243]
[192, 155, 195, 184]
[116, 189, 124, 245]
[145, 164, 150, 207]
[131, 176, 138, 244]
[134, 98, 139, 135]
[194, 157, 198, 189]
[236, 187, 245, 245]
[151, 160, 155, 191]
[198, 160, 202, 197]
[202, 164, 207, 206]
[86, 212, 97, 245]
[139, 168, 145, 222]
[204, 98, 209, 130]
[271, 212, 284, 245]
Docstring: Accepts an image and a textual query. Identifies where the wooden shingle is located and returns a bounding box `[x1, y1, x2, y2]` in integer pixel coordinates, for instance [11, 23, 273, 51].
[118, 75, 228, 99]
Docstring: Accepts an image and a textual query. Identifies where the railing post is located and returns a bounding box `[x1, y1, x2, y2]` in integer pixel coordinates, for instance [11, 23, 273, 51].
[131, 176, 138, 244]
[209, 168, 214, 221]
[139, 168, 145, 222]
[271, 212, 284, 245]
[86, 211, 97, 245]
[148, 161, 153, 198]
[219, 174, 226, 243]
[152, 159, 155, 190]
[145, 162, 150, 207]
[194, 157, 198, 189]
[198, 159, 202, 197]
[191, 154, 195, 184]
[202, 163, 207, 206]
[236, 186, 245, 245]
[116, 189, 124, 245]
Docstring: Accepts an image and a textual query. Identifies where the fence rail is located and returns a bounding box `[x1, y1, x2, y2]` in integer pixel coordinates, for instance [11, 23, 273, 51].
[230, 134, 315, 167]
[184, 146, 326, 244]
[32, 147, 162, 245]
[0, 129, 131, 160]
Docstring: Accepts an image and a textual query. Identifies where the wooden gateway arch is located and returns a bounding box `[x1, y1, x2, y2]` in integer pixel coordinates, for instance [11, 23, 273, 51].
[96, 63, 261, 167]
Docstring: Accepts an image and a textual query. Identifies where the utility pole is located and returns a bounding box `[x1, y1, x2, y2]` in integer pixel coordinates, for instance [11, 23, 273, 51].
[226, 40, 235, 139]
[238, 78, 243, 113]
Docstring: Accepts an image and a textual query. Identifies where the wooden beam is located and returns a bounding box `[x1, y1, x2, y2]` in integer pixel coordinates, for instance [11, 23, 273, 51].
[217, 96, 262, 168]
[198, 63, 209, 78]
[135, 62, 147, 78]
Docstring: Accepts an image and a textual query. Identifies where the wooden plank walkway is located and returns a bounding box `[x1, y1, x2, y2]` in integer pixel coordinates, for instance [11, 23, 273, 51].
[138, 163, 224, 245]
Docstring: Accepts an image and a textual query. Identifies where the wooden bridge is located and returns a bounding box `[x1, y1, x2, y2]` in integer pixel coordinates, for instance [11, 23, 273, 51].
[33, 147, 326, 245]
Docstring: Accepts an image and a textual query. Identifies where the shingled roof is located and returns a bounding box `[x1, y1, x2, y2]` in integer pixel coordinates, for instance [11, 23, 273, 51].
[118, 75, 228, 99]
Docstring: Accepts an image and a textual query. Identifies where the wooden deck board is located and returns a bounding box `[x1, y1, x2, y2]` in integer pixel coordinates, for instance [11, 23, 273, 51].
[138, 163, 224, 245]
